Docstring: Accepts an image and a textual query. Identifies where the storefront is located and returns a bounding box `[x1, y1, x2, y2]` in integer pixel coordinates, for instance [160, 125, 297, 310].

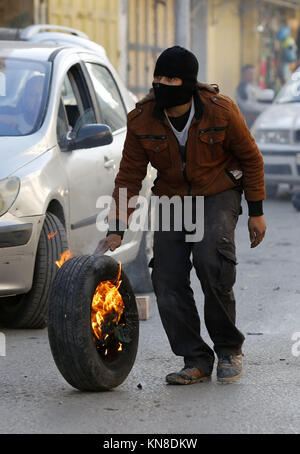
[190, 0, 300, 97]
[242, 0, 300, 92]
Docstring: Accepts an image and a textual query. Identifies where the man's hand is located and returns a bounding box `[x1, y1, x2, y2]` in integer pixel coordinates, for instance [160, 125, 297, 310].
[94, 234, 122, 255]
[248, 215, 266, 248]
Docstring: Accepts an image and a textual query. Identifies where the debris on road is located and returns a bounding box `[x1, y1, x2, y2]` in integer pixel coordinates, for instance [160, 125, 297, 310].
[136, 296, 150, 320]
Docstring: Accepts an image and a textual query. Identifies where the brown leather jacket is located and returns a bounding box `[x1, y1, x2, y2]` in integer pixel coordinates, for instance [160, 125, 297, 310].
[109, 83, 265, 227]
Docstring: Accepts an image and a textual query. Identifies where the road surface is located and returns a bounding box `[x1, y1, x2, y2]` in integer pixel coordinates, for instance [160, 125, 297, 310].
[1, 191, 300, 434]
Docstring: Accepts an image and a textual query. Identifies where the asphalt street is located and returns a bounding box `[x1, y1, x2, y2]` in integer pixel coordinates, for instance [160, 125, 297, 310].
[1, 190, 300, 434]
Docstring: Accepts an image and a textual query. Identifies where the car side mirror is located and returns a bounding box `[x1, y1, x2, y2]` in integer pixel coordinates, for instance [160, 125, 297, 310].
[64, 124, 113, 151]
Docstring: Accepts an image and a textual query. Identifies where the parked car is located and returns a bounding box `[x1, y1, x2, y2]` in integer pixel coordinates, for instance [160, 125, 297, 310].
[0, 28, 154, 329]
[0, 24, 138, 104]
[251, 67, 300, 198]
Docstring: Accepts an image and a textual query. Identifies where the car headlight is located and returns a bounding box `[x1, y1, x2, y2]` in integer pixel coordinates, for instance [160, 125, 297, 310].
[255, 129, 290, 144]
[0, 177, 20, 217]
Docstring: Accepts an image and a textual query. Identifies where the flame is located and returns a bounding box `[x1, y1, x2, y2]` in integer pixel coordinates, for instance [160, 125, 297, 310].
[48, 231, 57, 239]
[55, 250, 73, 268]
[91, 262, 124, 345]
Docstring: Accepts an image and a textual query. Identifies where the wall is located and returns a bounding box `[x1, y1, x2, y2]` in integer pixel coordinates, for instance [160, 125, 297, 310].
[0, 0, 34, 27]
[47, 0, 176, 96]
[127, 0, 175, 97]
[206, 0, 241, 97]
[240, 0, 260, 70]
[47, 0, 119, 68]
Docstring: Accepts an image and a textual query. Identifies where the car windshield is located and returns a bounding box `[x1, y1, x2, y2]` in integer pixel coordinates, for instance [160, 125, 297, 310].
[0, 58, 51, 136]
[275, 70, 300, 104]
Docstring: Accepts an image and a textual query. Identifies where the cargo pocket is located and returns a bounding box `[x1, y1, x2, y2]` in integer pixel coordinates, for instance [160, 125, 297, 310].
[198, 127, 227, 161]
[138, 136, 171, 170]
[217, 237, 237, 291]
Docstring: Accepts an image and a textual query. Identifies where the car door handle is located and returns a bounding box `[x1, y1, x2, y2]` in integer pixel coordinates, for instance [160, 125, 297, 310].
[104, 158, 115, 169]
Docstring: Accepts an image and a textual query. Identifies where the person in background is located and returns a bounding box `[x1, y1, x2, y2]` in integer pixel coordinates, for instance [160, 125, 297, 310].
[0, 75, 44, 135]
[236, 64, 272, 128]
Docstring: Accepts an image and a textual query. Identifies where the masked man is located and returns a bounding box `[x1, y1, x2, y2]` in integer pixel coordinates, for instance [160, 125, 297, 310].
[97, 46, 266, 385]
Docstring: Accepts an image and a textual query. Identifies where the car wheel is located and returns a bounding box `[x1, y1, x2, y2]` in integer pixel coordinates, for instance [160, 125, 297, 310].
[0, 212, 68, 329]
[266, 184, 278, 199]
[123, 230, 154, 294]
[48, 255, 139, 391]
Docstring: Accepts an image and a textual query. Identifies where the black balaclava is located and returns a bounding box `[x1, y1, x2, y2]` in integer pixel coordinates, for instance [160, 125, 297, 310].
[152, 46, 199, 109]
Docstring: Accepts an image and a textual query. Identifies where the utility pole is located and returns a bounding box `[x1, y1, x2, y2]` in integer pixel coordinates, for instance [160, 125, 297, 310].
[33, 0, 47, 24]
[118, 0, 128, 84]
[175, 0, 191, 49]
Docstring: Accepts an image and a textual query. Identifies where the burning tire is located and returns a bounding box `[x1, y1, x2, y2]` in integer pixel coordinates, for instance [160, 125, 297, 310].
[48, 255, 139, 391]
[0, 212, 68, 329]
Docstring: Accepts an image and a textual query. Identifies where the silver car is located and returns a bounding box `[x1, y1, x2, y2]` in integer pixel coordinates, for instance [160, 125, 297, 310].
[252, 67, 300, 198]
[0, 39, 153, 328]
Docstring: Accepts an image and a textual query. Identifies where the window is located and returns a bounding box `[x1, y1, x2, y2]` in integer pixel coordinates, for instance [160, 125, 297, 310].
[57, 66, 97, 143]
[85, 63, 127, 132]
[0, 58, 51, 136]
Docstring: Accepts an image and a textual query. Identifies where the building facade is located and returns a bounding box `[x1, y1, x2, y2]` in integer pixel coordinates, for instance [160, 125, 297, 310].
[1, 0, 300, 97]
[190, 0, 300, 97]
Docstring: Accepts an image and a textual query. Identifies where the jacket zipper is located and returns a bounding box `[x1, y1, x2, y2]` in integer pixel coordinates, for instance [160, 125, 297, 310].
[182, 160, 191, 196]
[176, 140, 191, 196]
